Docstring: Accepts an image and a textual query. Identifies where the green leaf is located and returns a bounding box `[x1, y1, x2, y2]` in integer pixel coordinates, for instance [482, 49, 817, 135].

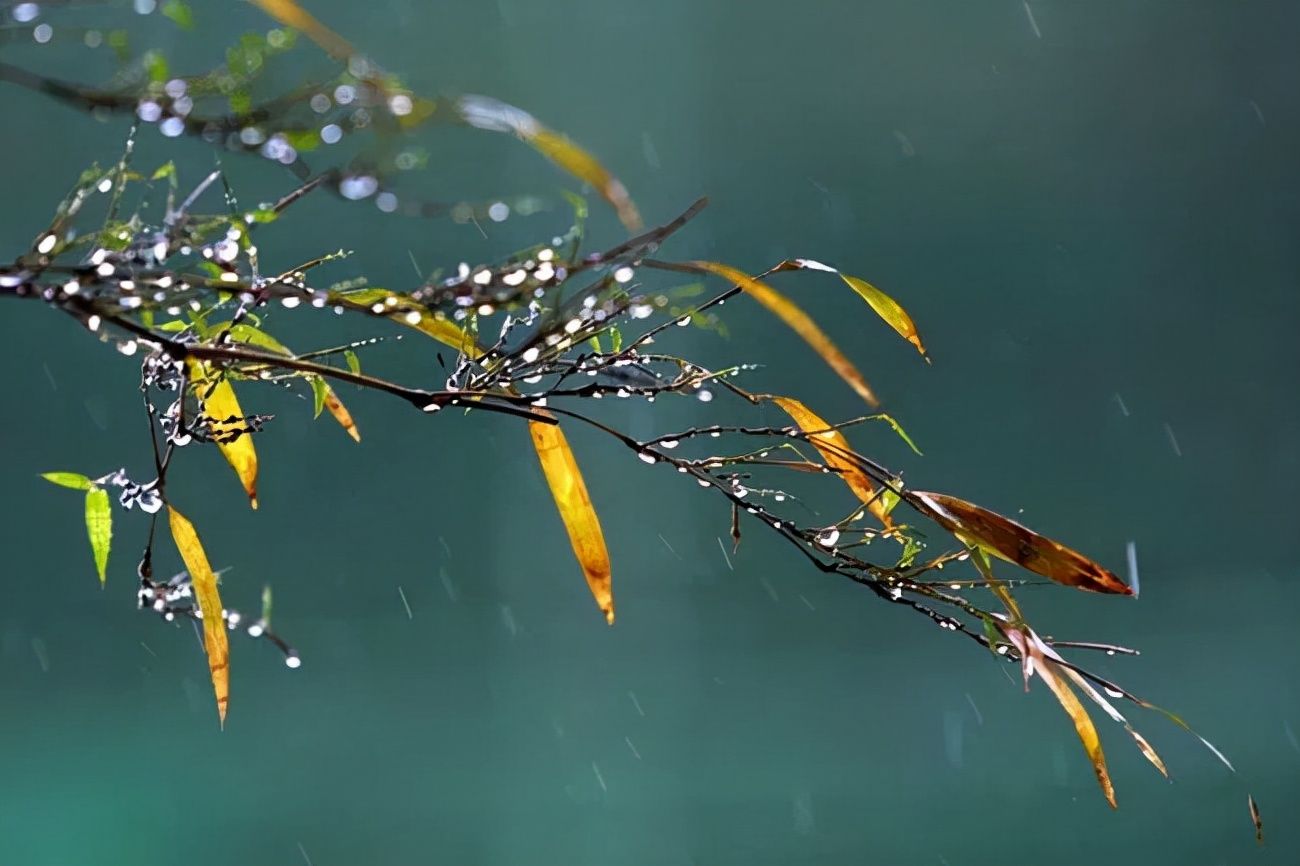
[143, 51, 169, 85]
[161, 0, 195, 30]
[261, 584, 274, 629]
[609, 325, 623, 354]
[344, 349, 361, 375]
[151, 161, 176, 182]
[874, 413, 923, 456]
[84, 487, 112, 584]
[42, 471, 93, 491]
[310, 375, 328, 419]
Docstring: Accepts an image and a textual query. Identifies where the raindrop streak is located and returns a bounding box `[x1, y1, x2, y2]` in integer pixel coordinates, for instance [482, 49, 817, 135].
[1248, 99, 1266, 125]
[799, 594, 816, 611]
[759, 576, 780, 602]
[657, 533, 681, 559]
[965, 692, 984, 726]
[624, 736, 642, 760]
[1164, 422, 1183, 457]
[397, 585, 413, 620]
[1125, 541, 1140, 598]
[1113, 392, 1130, 417]
[628, 690, 645, 717]
[438, 566, 458, 602]
[943, 710, 964, 769]
[716, 537, 734, 571]
[297, 842, 315, 866]
[1023, 1, 1043, 38]
[31, 638, 49, 673]
[592, 761, 607, 793]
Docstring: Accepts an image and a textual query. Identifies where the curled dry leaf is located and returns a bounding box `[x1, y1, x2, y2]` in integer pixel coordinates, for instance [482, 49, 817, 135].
[908, 491, 1132, 595]
[167, 506, 230, 726]
[529, 419, 614, 624]
[770, 396, 893, 526]
[1248, 794, 1263, 844]
[692, 261, 879, 406]
[188, 360, 259, 509]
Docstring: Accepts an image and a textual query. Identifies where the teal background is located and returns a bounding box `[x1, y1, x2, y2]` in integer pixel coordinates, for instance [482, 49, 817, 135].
[1, 1, 1297, 864]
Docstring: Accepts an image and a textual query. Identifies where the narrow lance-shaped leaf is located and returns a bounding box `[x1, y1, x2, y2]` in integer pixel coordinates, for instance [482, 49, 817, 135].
[188, 360, 259, 509]
[788, 259, 928, 360]
[249, 0, 356, 60]
[332, 289, 483, 359]
[167, 506, 230, 726]
[457, 95, 642, 231]
[42, 471, 92, 491]
[529, 420, 614, 624]
[691, 261, 879, 406]
[908, 490, 1133, 595]
[227, 324, 359, 442]
[770, 396, 893, 526]
[1034, 651, 1117, 808]
[84, 486, 111, 585]
[1248, 794, 1263, 844]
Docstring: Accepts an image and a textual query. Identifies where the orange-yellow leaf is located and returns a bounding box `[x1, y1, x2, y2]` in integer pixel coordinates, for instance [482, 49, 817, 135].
[909, 491, 1132, 595]
[323, 386, 360, 442]
[529, 420, 613, 624]
[1035, 654, 1116, 808]
[167, 506, 230, 727]
[770, 396, 893, 527]
[457, 95, 641, 231]
[188, 361, 259, 509]
[692, 261, 879, 407]
[249, 0, 356, 60]
[838, 272, 928, 360]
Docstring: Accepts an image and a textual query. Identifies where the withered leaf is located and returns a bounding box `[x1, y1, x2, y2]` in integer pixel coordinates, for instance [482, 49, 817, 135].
[909, 491, 1132, 594]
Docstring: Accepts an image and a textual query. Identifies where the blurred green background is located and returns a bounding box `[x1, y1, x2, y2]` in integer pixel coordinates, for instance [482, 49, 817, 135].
[1, 1, 1297, 864]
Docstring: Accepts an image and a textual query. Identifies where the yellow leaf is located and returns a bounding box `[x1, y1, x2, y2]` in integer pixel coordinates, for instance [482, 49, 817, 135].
[333, 289, 483, 359]
[249, 0, 356, 60]
[529, 420, 614, 624]
[909, 491, 1133, 595]
[188, 360, 259, 509]
[770, 396, 893, 527]
[1035, 654, 1116, 808]
[528, 128, 642, 231]
[457, 95, 641, 231]
[167, 506, 230, 727]
[838, 273, 928, 360]
[323, 386, 360, 442]
[692, 261, 879, 406]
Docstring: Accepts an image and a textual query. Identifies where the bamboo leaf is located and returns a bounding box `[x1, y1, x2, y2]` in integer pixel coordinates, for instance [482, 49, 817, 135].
[322, 386, 360, 442]
[770, 396, 893, 526]
[84, 487, 112, 585]
[310, 375, 328, 419]
[692, 261, 879, 406]
[529, 420, 614, 624]
[838, 273, 928, 360]
[1034, 653, 1117, 808]
[167, 506, 230, 726]
[1249, 794, 1264, 844]
[909, 491, 1132, 595]
[188, 361, 259, 509]
[334, 289, 483, 358]
[42, 471, 93, 491]
[457, 95, 642, 231]
[249, 0, 356, 60]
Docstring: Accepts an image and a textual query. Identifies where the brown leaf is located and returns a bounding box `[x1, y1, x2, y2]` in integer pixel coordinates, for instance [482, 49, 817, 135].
[692, 261, 879, 406]
[529, 420, 614, 624]
[1249, 794, 1264, 844]
[323, 386, 360, 443]
[167, 506, 230, 727]
[770, 396, 893, 526]
[908, 491, 1132, 594]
